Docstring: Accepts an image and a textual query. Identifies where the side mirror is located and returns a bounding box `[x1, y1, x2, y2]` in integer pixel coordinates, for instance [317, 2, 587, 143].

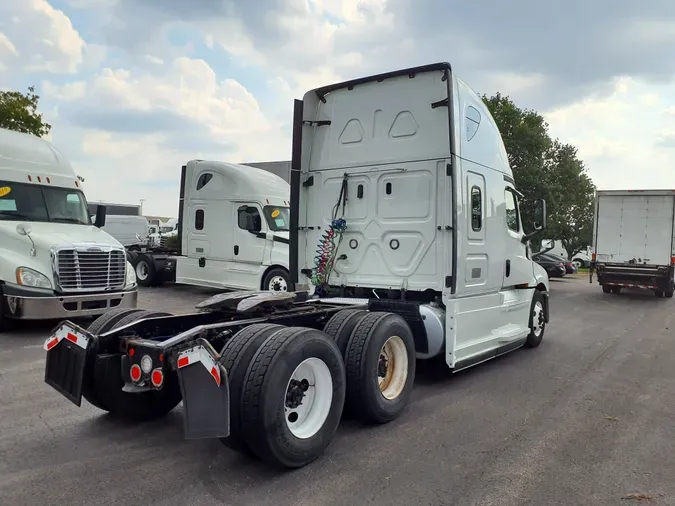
[94, 204, 107, 228]
[245, 213, 261, 234]
[533, 198, 547, 231]
[16, 224, 32, 236]
[522, 198, 547, 243]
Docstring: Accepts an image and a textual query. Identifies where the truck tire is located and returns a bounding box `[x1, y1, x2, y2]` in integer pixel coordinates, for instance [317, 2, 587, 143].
[87, 307, 144, 336]
[655, 290, 664, 298]
[611, 286, 621, 294]
[241, 327, 345, 468]
[133, 254, 157, 287]
[524, 290, 546, 348]
[89, 310, 182, 421]
[262, 267, 290, 292]
[602, 285, 612, 294]
[218, 323, 284, 453]
[666, 290, 674, 298]
[83, 308, 145, 410]
[344, 312, 416, 424]
[322, 309, 369, 357]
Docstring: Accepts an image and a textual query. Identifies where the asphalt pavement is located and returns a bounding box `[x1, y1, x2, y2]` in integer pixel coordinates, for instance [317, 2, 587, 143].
[1, 278, 674, 506]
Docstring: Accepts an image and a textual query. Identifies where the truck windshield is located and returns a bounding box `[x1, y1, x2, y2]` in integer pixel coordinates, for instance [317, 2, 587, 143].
[0, 181, 91, 225]
[263, 206, 290, 232]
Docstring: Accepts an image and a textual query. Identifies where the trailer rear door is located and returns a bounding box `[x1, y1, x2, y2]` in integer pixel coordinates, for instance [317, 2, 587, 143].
[595, 193, 675, 265]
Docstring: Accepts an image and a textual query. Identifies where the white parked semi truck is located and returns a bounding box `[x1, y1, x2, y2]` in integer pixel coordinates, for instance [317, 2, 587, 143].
[127, 161, 292, 291]
[0, 128, 138, 332]
[41, 63, 549, 469]
[590, 189, 675, 297]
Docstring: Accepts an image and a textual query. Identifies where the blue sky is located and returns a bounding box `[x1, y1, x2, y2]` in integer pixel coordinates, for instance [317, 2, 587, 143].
[2, 0, 675, 216]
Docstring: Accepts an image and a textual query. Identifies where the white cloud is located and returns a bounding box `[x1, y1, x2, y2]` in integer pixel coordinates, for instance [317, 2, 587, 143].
[0, 0, 85, 77]
[42, 56, 290, 216]
[545, 78, 675, 191]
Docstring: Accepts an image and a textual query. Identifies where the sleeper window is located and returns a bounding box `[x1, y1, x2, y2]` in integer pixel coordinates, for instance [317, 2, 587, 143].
[196, 173, 213, 191]
[471, 186, 482, 231]
[195, 209, 204, 230]
[505, 189, 520, 232]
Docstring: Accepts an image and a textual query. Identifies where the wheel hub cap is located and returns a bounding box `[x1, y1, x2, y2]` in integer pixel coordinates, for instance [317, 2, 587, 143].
[377, 336, 408, 401]
[284, 357, 333, 439]
[270, 276, 288, 292]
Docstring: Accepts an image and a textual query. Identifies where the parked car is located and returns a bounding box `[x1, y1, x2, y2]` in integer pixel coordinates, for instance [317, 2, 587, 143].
[546, 253, 578, 274]
[534, 253, 566, 278]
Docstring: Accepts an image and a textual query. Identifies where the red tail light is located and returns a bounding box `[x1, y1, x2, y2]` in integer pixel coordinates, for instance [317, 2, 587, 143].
[130, 364, 142, 382]
[151, 369, 164, 387]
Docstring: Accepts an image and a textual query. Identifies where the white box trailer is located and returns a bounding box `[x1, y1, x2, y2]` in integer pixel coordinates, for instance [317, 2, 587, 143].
[591, 189, 675, 297]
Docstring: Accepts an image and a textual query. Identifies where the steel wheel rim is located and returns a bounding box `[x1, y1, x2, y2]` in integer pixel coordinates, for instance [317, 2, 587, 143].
[135, 261, 148, 280]
[378, 335, 408, 400]
[284, 357, 333, 439]
[269, 276, 288, 292]
[533, 301, 544, 336]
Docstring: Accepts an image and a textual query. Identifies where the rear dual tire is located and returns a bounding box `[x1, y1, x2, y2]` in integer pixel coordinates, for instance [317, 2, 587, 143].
[237, 327, 345, 468]
[323, 310, 416, 424]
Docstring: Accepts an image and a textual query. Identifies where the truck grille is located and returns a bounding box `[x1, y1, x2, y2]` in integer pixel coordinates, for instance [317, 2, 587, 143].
[55, 248, 126, 292]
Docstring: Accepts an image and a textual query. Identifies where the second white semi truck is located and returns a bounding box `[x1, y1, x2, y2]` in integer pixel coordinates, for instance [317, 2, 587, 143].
[128, 161, 292, 292]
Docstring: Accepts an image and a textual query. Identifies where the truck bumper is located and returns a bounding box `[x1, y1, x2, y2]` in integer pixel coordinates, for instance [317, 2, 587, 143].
[3, 285, 138, 320]
[596, 264, 674, 292]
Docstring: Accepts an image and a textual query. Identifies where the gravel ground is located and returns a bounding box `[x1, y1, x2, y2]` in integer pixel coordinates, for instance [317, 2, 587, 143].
[1, 278, 674, 505]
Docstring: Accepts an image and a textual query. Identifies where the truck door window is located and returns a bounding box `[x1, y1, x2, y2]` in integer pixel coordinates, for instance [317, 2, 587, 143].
[196, 173, 213, 191]
[195, 209, 204, 230]
[505, 188, 520, 232]
[238, 205, 262, 233]
[471, 186, 482, 231]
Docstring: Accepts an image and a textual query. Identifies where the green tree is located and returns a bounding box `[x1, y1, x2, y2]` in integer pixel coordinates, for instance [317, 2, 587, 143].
[482, 93, 552, 233]
[544, 141, 596, 259]
[0, 86, 52, 137]
[483, 93, 596, 258]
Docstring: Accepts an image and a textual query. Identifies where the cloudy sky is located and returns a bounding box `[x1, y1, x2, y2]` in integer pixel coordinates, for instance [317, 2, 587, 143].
[2, 0, 675, 217]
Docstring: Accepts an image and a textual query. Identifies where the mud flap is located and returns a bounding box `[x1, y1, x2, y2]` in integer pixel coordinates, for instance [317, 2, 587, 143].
[44, 322, 93, 407]
[176, 339, 230, 440]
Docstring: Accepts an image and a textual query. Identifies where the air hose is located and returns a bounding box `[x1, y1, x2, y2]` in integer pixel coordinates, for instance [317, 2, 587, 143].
[311, 175, 349, 293]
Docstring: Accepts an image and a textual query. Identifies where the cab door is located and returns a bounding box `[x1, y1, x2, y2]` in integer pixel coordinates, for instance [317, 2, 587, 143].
[232, 203, 266, 269]
[502, 185, 534, 287]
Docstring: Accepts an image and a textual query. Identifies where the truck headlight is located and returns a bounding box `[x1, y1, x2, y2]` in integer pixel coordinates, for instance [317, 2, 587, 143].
[16, 267, 52, 289]
[125, 261, 137, 288]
